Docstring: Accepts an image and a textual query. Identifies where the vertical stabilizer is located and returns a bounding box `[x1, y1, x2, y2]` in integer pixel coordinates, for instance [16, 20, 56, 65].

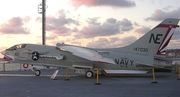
[119, 18, 179, 56]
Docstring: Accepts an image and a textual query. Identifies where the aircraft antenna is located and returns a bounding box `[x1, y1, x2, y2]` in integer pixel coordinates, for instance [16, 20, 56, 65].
[38, 0, 47, 45]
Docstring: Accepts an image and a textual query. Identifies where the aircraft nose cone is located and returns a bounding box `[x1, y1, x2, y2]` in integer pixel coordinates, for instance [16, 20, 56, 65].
[1, 50, 5, 55]
[3, 55, 13, 61]
[0, 50, 13, 61]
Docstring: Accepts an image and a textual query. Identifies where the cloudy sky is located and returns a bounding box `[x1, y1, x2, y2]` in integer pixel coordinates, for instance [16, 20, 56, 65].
[0, 0, 180, 55]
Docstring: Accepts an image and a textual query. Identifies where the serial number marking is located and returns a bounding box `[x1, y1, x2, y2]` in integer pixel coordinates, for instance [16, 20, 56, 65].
[134, 47, 148, 52]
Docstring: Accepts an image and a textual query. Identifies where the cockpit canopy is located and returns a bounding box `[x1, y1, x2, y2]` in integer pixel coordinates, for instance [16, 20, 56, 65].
[6, 44, 27, 51]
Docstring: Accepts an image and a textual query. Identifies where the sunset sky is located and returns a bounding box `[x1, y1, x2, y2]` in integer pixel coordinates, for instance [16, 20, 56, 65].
[0, 0, 180, 57]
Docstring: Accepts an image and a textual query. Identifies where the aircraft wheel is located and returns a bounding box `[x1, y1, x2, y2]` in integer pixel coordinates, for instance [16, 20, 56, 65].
[85, 71, 93, 78]
[35, 70, 41, 76]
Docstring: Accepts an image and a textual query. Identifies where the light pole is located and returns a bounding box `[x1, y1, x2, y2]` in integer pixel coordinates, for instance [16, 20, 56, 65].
[38, 0, 46, 45]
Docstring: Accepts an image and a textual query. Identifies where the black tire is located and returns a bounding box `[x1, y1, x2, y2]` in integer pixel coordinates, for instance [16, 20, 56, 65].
[35, 70, 41, 76]
[85, 71, 93, 78]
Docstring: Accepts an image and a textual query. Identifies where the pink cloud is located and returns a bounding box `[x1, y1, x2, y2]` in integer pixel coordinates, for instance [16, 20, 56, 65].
[145, 8, 180, 21]
[38, 10, 79, 36]
[0, 17, 30, 34]
[70, 0, 135, 8]
[74, 18, 133, 38]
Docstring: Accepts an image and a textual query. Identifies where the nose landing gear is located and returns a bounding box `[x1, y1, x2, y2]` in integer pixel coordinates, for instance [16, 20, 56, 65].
[34, 70, 41, 76]
[32, 67, 41, 76]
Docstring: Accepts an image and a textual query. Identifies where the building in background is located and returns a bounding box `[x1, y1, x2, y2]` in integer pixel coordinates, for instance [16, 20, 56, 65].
[166, 49, 180, 58]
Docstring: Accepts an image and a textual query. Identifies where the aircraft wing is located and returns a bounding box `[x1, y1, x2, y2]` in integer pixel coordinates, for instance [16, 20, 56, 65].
[56, 45, 116, 65]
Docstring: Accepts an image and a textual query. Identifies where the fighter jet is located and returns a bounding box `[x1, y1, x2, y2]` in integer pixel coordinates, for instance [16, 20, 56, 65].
[1, 18, 179, 77]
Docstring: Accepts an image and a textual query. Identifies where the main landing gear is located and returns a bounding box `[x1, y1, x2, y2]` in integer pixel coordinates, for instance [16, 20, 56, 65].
[85, 71, 94, 78]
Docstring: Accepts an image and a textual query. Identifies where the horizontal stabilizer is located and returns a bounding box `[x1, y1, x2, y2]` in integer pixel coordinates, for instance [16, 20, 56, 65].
[154, 56, 172, 61]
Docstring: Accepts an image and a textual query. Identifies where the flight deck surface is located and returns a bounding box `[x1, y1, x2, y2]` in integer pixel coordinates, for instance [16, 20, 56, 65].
[0, 69, 180, 97]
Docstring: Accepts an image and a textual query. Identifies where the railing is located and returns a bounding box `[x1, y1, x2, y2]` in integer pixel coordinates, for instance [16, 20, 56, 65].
[0, 62, 58, 71]
[0, 62, 30, 71]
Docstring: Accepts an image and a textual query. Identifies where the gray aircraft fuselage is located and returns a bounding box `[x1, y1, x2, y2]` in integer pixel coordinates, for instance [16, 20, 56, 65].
[5, 43, 170, 71]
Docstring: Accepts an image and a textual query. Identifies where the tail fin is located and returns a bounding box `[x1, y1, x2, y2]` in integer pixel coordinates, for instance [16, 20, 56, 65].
[119, 18, 179, 56]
